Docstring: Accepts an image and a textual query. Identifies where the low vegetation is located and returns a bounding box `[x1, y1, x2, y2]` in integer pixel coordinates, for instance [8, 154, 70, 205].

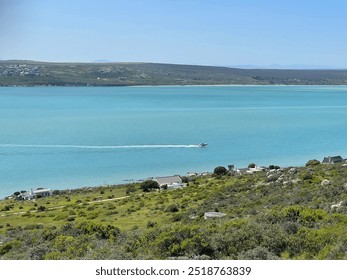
[1, 160, 347, 259]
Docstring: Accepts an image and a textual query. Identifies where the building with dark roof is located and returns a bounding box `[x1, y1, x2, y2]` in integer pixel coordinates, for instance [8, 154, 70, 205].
[322, 156, 344, 164]
[155, 175, 183, 189]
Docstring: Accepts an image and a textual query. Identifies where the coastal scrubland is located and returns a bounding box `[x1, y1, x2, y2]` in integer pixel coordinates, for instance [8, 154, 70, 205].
[1, 60, 347, 86]
[1, 161, 347, 260]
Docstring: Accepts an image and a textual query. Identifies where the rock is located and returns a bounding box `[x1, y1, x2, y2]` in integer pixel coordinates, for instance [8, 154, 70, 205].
[276, 175, 285, 182]
[266, 169, 279, 176]
[331, 201, 343, 210]
[204, 212, 227, 220]
[321, 179, 330, 186]
[288, 168, 297, 173]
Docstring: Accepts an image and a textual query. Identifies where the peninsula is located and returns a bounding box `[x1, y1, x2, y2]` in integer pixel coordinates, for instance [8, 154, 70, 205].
[1, 60, 347, 86]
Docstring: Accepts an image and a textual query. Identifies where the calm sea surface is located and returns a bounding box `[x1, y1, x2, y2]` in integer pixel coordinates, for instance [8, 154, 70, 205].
[1, 85, 347, 198]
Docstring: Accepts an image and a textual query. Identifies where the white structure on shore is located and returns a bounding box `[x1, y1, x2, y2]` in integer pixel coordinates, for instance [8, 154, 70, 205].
[155, 175, 183, 190]
[17, 188, 53, 200]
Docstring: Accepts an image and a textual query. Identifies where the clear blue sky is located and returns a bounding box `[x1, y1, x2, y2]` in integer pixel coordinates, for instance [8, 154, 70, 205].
[1, 0, 347, 68]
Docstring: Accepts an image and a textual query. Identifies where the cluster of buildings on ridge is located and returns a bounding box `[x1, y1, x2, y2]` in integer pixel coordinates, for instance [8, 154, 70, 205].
[0, 64, 41, 77]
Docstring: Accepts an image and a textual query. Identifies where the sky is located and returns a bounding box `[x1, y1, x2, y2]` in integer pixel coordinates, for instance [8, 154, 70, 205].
[1, 0, 347, 68]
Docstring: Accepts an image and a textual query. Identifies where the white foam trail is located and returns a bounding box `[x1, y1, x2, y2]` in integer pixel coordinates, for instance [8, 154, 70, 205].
[0, 144, 200, 149]
[226, 105, 347, 110]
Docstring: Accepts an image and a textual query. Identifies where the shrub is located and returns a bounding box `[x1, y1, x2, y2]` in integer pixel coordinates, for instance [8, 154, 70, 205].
[181, 176, 189, 183]
[306, 159, 321, 166]
[269, 165, 280, 170]
[301, 172, 313, 180]
[37, 205, 46, 212]
[140, 180, 159, 192]
[213, 166, 228, 176]
[147, 221, 157, 228]
[67, 215, 76, 221]
[1, 205, 12, 211]
[238, 246, 281, 260]
[125, 185, 136, 195]
[172, 213, 185, 222]
[87, 212, 98, 220]
[166, 204, 179, 213]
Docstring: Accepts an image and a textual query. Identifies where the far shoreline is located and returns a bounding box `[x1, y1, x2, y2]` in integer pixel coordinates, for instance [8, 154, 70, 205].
[2, 84, 347, 88]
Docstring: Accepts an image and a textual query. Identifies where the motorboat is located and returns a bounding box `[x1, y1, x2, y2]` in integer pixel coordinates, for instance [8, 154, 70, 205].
[199, 143, 208, 148]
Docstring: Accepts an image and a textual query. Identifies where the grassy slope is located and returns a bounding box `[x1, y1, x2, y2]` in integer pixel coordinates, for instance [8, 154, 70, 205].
[1, 60, 347, 86]
[1, 162, 347, 259]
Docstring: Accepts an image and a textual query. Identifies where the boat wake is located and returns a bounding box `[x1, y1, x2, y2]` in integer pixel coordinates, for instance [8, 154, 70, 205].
[0, 144, 201, 149]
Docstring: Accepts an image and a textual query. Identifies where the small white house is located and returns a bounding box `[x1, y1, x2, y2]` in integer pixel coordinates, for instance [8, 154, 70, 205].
[33, 188, 53, 198]
[17, 188, 53, 200]
[17, 191, 34, 200]
[247, 166, 265, 174]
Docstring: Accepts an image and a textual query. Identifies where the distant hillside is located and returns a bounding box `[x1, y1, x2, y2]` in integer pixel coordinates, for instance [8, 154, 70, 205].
[1, 60, 347, 86]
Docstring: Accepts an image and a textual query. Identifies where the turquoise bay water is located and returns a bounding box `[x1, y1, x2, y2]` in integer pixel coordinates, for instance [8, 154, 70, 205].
[1, 85, 347, 198]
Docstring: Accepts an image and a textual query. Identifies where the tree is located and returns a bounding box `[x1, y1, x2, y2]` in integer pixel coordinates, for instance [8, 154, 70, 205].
[248, 163, 256, 168]
[269, 165, 280, 170]
[213, 166, 228, 176]
[228, 165, 235, 171]
[140, 180, 159, 192]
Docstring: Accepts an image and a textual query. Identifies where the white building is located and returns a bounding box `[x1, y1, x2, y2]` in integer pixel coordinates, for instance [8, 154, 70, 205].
[17, 188, 53, 200]
[155, 175, 183, 190]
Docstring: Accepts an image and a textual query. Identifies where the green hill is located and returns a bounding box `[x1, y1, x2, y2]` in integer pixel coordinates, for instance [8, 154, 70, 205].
[1, 60, 347, 86]
[1, 160, 347, 259]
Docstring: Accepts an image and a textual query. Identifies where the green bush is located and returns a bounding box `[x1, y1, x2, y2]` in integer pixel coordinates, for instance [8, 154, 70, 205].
[126, 185, 136, 195]
[238, 246, 281, 260]
[306, 159, 321, 166]
[213, 166, 228, 176]
[37, 205, 46, 212]
[147, 221, 157, 228]
[166, 204, 179, 213]
[140, 180, 159, 192]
